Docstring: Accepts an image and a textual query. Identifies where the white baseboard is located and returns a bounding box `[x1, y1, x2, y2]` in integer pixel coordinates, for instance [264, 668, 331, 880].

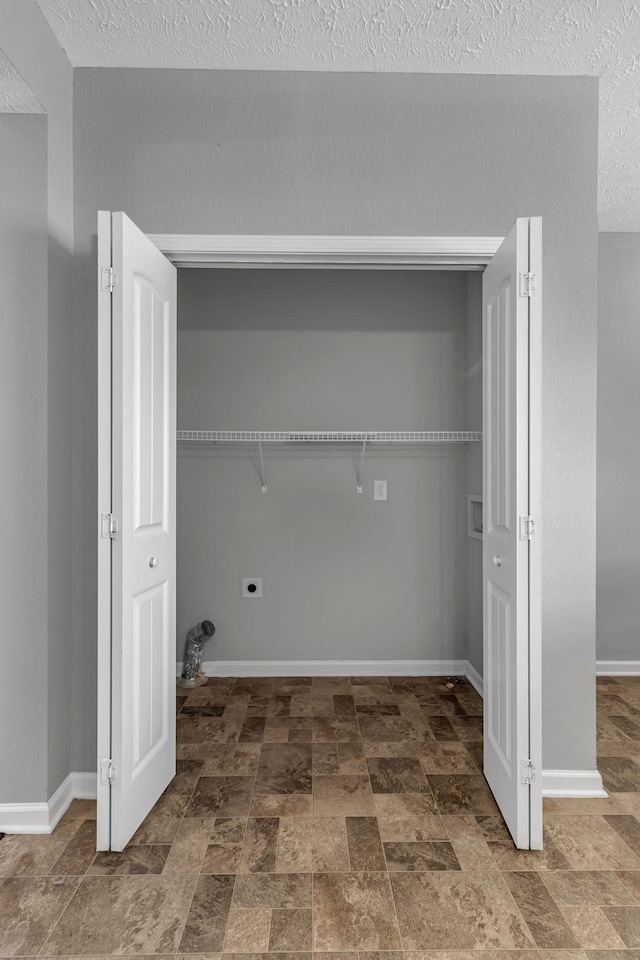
[178, 658, 469, 678]
[0, 771, 97, 835]
[597, 660, 640, 676]
[541, 768, 608, 798]
[465, 660, 484, 697]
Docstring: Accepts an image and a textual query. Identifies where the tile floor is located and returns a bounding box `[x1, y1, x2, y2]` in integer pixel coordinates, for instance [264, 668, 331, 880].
[3, 674, 640, 957]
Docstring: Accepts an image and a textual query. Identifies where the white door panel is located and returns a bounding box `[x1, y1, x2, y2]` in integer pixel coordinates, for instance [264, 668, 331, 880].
[483, 217, 542, 850]
[98, 211, 177, 852]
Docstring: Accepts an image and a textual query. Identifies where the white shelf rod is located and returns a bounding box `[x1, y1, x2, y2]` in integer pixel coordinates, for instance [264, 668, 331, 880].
[177, 430, 482, 444]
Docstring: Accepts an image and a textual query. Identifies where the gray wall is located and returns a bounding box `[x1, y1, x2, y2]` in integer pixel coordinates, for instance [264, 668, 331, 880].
[0, 0, 74, 801]
[74, 69, 599, 772]
[465, 273, 483, 676]
[177, 268, 472, 664]
[0, 115, 48, 802]
[597, 234, 640, 662]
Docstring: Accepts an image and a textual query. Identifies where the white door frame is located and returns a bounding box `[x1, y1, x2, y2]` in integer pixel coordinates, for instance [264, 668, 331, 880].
[97, 230, 541, 848]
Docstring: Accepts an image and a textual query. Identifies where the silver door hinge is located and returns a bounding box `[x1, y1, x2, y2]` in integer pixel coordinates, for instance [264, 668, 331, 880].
[101, 266, 117, 293]
[521, 759, 536, 785]
[101, 513, 118, 539]
[519, 272, 536, 297]
[100, 758, 117, 785]
[519, 515, 536, 540]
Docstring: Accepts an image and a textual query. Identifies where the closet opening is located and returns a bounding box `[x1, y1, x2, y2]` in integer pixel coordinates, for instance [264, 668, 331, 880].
[97, 217, 541, 854]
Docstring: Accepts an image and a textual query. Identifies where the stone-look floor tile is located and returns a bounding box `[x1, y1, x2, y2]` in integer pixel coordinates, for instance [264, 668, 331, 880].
[334, 695, 357, 717]
[0, 822, 81, 877]
[390, 872, 534, 949]
[275, 816, 349, 872]
[269, 908, 312, 951]
[384, 841, 460, 871]
[210, 818, 247, 843]
[603, 906, 640, 946]
[425, 717, 459, 741]
[604, 814, 640, 856]
[346, 817, 386, 870]
[377, 815, 448, 841]
[147, 794, 191, 819]
[414, 742, 478, 774]
[363, 741, 417, 758]
[366, 757, 431, 794]
[177, 717, 240, 745]
[448, 716, 484, 741]
[428, 775, 501, 816]
[131, 818, 182, 845]
[374, 793, 438, 817]
[313, 872, 401, 951]
[312, 678, 353, 696]
[538, 953, 589, 960]
[272, 678, 312, 694]
[41, 876, 196, 955]
[162, 819, 213, 875]
[542, 871, 637, 905]
[49, 820, 97, 875]
[356, 703, 401, 716]
[233, 679, 274, 696]
[542, 816, 640, 869]
[233, 873, 312, 909]
[264, 717, 313, 743]
[599, 758, 640, 792]
[268, 695, 292, 716]
[239, 818, 279, 873]
[442, 814, 499, 871]
[558, 798, 629, 815]
[561, 906, 627, 948]
[313, 744, 340, 775]
[202, 758, 258, 777]
[239, 717, 266, 742]
[313, 775, 375, 816]
[60, 799, 97, 821]
[88, 845, 171, 875]
[313, 718, 361, 742]
[180, 703, 226, 718]
[357, 716, 419, 742]
[0, 876, 80, 956]
[186, 777, 254, 818]
[249, 795, 313, 817]
[201, 843, 242, 874]
[505, 871, 581, 948]
[289, 695, 335, 718]
[223, 909, 271, 953]
[403, 953, 499, 960]
[165, 760, 205, 795]
[253, 744, 312, 796]
[178, 743, 211, 759]
[178, 874, 235, 953]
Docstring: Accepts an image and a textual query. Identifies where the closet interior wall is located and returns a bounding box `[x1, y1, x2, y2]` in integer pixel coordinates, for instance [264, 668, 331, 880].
[176, 267, 481, 669]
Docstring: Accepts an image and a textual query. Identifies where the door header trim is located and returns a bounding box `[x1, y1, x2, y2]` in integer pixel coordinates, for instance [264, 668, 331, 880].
[146, 233, 503, 269]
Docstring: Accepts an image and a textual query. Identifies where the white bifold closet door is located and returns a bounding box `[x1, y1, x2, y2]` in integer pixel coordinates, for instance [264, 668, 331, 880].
[482, 217, 542, 850]
[97, 211, 177, 851]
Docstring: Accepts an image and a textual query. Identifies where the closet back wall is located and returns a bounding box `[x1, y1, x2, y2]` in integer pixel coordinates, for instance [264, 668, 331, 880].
[176, 268, 470, 665]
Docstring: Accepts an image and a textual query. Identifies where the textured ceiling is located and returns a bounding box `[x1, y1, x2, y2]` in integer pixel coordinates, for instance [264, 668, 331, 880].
[35, 0, 640, 230]
[0, 48, 43, 113]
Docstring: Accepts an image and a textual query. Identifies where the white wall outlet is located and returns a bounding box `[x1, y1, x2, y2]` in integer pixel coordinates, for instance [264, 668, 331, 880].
[242, 578, 262, 597]
[374, 480, 388, 501]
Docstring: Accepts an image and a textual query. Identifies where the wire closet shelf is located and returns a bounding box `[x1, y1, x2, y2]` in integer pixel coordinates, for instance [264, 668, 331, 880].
[177, 430, 482, 493]
[177, 430, 482, 443]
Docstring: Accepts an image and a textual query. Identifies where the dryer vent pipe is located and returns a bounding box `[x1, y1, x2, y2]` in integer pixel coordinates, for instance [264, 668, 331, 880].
[178, 619, 215, 688]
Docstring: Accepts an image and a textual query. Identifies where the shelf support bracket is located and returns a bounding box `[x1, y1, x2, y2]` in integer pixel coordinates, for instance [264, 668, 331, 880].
[356, 436, 367, 493]
[258, 441, 267, 493]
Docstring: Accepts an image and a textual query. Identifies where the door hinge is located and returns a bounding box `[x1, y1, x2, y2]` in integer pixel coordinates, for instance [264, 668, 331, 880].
[519, 515, 536, 541]
[100, 758, 117, 785]
[101, 266, 117, 294]
[101, 513, 118, 539]
[519, 272, 536, 298]
[521, 759, 536, 785]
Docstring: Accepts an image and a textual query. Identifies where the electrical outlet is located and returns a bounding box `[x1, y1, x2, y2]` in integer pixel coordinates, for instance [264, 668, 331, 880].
[242, 578, 262, 597]
[374, 480, 388, 501]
